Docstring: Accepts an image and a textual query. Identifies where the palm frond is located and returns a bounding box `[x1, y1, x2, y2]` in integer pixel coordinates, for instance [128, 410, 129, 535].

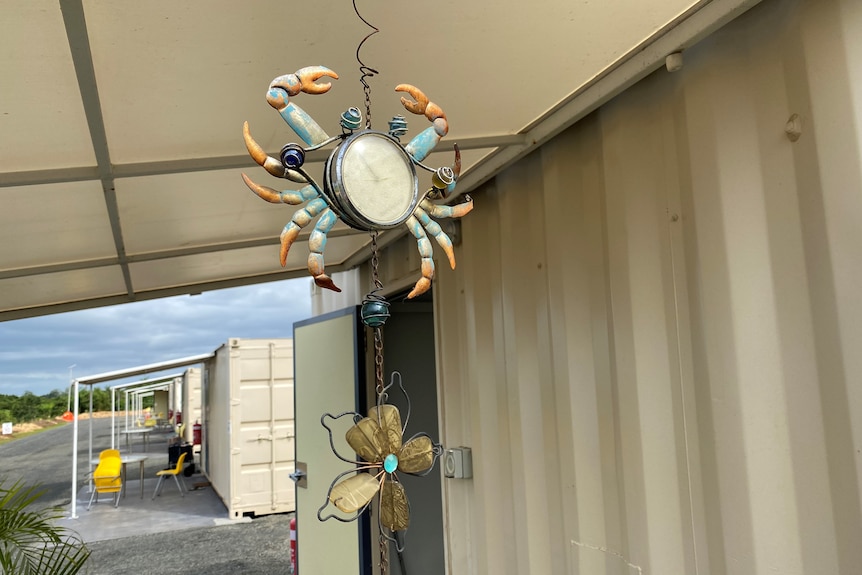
[0, 478, 90, 575]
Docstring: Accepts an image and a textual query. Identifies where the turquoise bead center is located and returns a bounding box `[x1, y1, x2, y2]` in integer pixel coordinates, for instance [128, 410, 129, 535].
[383, 453, 398, 474]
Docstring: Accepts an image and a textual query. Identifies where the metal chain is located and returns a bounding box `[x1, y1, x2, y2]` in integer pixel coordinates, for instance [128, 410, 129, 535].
[370, 232, 385, 395]
[371, 232, 383, 291]
[374, 328, 385, 397]
[364, 82, 373, 130]
[379, 533, 390, 575]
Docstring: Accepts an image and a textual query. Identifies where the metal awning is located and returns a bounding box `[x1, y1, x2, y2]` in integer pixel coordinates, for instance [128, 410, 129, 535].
[110, 373, 183, 449]
[0, 0, 760, 322]
[69, 352, 213, 518]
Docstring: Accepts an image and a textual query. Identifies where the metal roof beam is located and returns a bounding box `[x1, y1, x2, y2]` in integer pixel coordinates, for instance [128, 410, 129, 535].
[0, 166, 100, 188]
[60, 0, 134, 299]
[0, 268, 318, 323]
[0, 134, 526, 187]
[0, 226, 365, 280]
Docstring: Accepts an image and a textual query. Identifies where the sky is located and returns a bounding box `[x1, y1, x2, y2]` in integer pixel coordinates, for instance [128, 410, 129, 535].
[0, 278, 312, 397]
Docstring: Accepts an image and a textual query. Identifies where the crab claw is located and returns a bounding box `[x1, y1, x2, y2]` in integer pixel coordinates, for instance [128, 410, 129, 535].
[407, 258, 434, 300]
[267, 66, 339, 111]
[243, 121, 286, 178]
[395, 84, 448, 137]
[395, 84, 428, 115]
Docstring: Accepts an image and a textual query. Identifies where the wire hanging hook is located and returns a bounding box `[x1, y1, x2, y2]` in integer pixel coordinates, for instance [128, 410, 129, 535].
[353, 0, 379, 129]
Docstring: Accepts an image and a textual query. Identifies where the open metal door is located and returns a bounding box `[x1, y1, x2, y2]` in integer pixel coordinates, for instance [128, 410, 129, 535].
[293, 307, 371, 575]
[381, 301, 444, 574]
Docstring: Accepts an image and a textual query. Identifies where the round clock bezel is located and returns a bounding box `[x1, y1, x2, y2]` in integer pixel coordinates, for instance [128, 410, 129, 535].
[323, 130, 419, 231]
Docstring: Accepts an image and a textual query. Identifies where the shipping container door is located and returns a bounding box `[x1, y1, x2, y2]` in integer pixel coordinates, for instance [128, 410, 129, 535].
[293, 307, 371, 575]
[233, 340, 295, 516]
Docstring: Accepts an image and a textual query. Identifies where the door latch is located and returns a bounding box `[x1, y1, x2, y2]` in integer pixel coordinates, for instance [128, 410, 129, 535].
[290, 461, 308, 488]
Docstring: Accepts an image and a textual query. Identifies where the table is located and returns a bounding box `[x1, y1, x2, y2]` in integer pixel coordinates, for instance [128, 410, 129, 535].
[120, 428, 153, 450]
[91, 453, 149, 499]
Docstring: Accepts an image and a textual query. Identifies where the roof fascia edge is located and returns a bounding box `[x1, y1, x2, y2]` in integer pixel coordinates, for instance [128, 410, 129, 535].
[454, 0, 764, 195]
[76, 352, 215, 385]
[110, 374, 184, 391]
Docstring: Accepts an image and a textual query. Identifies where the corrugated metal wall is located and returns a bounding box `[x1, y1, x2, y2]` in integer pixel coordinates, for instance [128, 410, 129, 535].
[362, 0, 862, 573]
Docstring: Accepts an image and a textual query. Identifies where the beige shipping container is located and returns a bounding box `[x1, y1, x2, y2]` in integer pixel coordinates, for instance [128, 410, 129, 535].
[201, 338, 295, 518]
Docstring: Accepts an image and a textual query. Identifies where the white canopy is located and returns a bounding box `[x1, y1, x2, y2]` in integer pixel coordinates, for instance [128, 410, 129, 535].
[69, 353, 213, 518]
[109, 373, 183, 450]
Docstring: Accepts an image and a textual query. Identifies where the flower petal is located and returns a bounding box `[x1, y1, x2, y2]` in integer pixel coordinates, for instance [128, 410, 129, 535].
[380, 479, 410, 531]
[368, 404, 402, 453]
[398, 435, 434, 474]
[329, 473, 380, 513]
[346, 417, 385, 463]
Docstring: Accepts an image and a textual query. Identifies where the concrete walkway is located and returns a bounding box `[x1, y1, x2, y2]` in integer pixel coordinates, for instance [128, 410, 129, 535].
[61, 474, 248, 543]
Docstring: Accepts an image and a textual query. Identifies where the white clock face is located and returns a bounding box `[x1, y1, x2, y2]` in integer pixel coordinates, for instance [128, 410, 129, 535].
[340, 133, 416, 226]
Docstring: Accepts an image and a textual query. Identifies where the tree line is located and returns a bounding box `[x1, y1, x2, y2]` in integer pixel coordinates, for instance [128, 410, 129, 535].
[0, 387, 127, 423]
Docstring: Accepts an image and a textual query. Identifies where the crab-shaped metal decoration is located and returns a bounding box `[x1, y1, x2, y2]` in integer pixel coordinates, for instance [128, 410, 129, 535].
[242, 66, 473, 299]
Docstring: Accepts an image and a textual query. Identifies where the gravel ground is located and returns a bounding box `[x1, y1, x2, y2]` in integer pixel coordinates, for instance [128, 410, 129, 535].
[85, 514, 293, 575]
[0, 417, 294, 575]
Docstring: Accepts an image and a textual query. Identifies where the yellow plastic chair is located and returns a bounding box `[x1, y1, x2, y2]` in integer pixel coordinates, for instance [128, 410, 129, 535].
[152, 452, 187, 499]
[87, 457, 123, 510]
[100, 449, 121, 461]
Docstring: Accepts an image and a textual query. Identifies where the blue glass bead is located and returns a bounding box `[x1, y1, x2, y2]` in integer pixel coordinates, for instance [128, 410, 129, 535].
[283, 149, 303, 168]
[388, 115, 408, 139]
[384, 453, 398, 474]
[340, 107, 362, 131]
[280, 144, 305, 169]
[361, 299, 390, 327]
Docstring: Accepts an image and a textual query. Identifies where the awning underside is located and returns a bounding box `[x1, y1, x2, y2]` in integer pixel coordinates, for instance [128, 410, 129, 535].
[0, 0, 750, 321]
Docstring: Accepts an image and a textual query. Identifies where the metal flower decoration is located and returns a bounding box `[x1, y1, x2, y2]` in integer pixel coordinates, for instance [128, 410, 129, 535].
[318, 373, 442, 543]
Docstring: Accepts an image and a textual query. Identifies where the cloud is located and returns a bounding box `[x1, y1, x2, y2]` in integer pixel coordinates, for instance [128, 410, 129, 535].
[0, 278, 313, 396]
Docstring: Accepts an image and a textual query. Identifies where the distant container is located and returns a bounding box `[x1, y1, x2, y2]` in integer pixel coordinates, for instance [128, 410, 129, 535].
[201, 338, 295, 518]
[152, 390, 169, 421]
[181, 368, 202, 442]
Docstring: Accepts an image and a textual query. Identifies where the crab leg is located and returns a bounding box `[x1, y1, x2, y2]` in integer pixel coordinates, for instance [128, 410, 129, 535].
[404, 215, 435, 299]
[414, 206, 456, 270]
[419, 196, 474, 219]
[267, 66, 338, 147]
[278, 198, 328, 267]
[307, 208, 341, 293]
[243, 122, 307, 182]
[241, 174, 318, 205]
[396, 85, 448, 162]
